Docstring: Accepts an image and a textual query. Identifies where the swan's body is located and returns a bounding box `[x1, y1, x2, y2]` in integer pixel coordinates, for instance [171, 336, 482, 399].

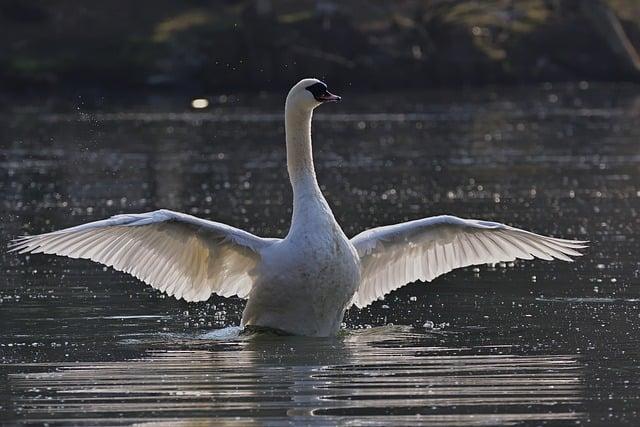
[10, 79, 587, 337]
[243, 204, 360, 336]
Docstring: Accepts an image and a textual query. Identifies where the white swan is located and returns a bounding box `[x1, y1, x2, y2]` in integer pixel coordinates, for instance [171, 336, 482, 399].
[10, 78, 587, 337]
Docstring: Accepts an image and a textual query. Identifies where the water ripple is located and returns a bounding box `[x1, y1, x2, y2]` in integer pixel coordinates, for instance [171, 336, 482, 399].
[6, 329, 585, 425]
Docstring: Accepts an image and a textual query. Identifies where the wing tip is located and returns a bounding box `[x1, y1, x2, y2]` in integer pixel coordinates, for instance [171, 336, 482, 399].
[7, 236, 36, 253]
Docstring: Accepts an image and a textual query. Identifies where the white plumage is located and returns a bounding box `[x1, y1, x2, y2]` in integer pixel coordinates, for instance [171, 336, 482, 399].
[10, 78, 587, 336]
[11, 210, 273, 301]
[350, 215, 585, 308]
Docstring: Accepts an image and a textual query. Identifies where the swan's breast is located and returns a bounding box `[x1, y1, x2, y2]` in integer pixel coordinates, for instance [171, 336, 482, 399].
[261, 228, 360, 288]
[243, 195, 359, 335]
[241, 231, 359, 336]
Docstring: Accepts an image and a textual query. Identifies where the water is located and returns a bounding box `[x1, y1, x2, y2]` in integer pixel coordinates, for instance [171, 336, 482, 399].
[1, 83, 639, 425]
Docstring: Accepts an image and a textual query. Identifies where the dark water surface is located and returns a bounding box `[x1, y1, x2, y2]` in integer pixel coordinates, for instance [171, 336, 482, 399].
[1, 84, 639, 425]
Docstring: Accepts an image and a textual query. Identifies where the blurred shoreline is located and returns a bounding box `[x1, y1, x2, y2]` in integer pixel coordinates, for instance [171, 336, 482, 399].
[2, 0, 640, 94]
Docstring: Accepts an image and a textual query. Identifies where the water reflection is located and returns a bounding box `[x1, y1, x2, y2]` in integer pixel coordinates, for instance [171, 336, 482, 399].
[7, 328, 584, 425]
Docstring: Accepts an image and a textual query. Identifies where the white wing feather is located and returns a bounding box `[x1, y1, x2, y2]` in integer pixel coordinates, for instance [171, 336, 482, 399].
[350, 215, 587, 308]
[9, 209, 278, 302]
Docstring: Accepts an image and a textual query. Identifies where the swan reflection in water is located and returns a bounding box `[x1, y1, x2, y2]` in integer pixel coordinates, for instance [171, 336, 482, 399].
[8, 327, 585, 425]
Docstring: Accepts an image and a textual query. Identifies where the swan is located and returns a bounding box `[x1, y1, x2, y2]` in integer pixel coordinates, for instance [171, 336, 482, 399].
[10, 78, 587, 337]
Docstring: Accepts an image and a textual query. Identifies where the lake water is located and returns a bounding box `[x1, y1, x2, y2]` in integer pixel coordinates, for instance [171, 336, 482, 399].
[1, 84, 638, 425]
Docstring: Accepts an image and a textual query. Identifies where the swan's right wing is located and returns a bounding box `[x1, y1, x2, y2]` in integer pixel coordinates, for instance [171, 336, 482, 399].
[9, 209, 279, 302]
[350, 215, 587, 308]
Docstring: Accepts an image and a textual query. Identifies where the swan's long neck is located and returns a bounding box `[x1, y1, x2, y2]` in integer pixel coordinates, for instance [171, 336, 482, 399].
[285, 101, 328, 229]
[286, 102, 320, 196]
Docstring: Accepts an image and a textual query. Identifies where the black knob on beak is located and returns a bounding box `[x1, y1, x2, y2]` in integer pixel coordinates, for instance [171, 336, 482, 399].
[306, 82, 341, 102]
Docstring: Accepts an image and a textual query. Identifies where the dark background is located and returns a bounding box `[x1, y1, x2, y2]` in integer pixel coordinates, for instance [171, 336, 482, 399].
[2, 0, 640, 94]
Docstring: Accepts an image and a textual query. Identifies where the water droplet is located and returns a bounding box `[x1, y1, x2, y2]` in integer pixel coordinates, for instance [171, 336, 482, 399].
[423, 320, 434, 329]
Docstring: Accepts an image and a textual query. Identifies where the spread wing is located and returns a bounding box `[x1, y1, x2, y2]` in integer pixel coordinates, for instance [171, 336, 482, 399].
[350, 215, 587, 308]
[9, 209, 279, 302]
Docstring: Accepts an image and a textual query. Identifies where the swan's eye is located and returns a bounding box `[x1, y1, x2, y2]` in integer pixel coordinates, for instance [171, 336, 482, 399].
[306, 82, 328, 101]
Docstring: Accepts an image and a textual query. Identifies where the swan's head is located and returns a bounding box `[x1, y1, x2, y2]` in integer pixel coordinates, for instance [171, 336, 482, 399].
[286, 78, 341, 112]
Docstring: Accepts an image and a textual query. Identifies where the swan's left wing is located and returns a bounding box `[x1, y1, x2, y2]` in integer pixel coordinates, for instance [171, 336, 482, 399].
[350, 215, 587, 308]
[9, 209, 279, 302]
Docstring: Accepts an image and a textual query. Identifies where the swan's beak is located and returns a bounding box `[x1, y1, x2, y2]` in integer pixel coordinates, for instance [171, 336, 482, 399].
[317, 91, 341, 102]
